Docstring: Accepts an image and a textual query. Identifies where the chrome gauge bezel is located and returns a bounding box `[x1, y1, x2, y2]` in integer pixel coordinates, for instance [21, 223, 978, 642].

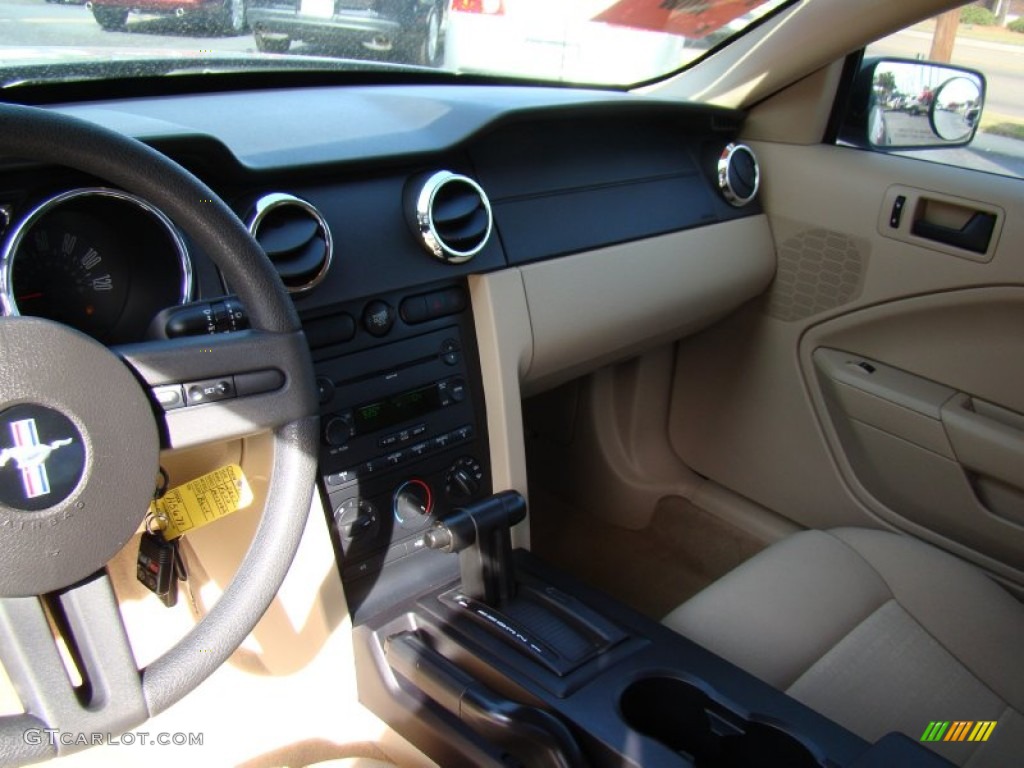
[0, 187, 193, 322]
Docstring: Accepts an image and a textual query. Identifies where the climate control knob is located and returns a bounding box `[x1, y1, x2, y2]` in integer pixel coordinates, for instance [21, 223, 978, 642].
[393, 479, 434, 530]
[333, 498, 379, 541]
[445, 456, 483, 500]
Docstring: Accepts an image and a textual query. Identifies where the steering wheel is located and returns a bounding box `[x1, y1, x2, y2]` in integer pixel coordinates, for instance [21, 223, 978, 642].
[0, 103, 319, 766]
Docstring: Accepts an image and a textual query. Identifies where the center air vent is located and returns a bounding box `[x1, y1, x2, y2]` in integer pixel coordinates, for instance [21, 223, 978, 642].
[717, 143, 760, 207]
[407, 171, 493, 264]
[248, 193, 333, 294]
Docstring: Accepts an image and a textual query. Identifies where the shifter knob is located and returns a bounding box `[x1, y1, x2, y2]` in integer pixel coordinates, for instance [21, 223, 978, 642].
[424, 490, 527, 606]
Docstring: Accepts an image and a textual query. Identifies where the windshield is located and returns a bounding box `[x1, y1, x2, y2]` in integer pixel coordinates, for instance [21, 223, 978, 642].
[0, 0, 791, 89]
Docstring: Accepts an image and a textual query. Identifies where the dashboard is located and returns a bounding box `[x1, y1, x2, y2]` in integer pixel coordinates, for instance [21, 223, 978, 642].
[0, 83, 774, 612]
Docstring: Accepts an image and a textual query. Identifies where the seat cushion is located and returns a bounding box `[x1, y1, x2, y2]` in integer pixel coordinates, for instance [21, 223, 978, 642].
[662, 528, 1024, 766]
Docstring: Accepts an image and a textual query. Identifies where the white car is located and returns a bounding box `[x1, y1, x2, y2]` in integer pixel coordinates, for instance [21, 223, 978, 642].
[443, 0, 695, 85]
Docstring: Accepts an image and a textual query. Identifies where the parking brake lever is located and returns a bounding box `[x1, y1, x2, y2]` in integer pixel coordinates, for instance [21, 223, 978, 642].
[423, 490, 526, 607]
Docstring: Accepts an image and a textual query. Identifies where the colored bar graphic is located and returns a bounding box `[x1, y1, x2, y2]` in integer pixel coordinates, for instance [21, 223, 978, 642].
[945, 721, 971, 741]
[921, 721, 950, 742]
[921, 720, 996, 742]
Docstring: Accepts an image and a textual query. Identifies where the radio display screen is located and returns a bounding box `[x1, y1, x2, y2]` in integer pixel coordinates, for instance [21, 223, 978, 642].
[354, 384, 442, 434]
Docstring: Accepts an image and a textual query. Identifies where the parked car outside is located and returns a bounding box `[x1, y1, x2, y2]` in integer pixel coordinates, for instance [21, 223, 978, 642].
[442, 0, 686, 84]
[442, 0, 778, 85]
[89, 0, 248, 35]
[246, 0, 444, 65]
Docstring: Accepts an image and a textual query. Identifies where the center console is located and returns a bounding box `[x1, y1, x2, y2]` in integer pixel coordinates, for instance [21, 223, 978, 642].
[309, 281, 491, 619]
[309, 281, 951, 768]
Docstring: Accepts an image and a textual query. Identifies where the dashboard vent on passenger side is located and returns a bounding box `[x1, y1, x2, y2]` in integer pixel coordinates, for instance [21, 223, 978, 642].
[717, 143, 760, 207]
[406, 171, 493, 264]
[248, 193, 333, 294]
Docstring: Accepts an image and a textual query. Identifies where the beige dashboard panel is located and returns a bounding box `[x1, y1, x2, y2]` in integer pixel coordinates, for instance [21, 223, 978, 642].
[519, 217, 776, 395]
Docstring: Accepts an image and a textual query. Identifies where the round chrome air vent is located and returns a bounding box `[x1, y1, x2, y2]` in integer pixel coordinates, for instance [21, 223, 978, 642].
[408, 171, 493, 264]
[717, 143, 760, 207]
[247, 193, 333, 294]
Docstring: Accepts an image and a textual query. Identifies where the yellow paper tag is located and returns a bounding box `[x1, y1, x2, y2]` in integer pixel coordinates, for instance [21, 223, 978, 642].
[150, 464, 253, 540]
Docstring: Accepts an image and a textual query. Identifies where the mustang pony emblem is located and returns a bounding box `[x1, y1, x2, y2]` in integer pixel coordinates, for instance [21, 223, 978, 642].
[0, 419, 75, 500]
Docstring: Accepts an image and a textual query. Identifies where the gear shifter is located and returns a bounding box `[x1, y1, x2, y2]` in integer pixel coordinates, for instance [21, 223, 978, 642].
[423, 490, 526, 606]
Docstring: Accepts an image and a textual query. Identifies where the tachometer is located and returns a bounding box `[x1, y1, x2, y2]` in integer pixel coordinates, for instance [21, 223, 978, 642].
[0, 188, 192, 343]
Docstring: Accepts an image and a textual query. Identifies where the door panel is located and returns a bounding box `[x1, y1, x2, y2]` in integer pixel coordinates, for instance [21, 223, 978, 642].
[669, 142, 1024, 588]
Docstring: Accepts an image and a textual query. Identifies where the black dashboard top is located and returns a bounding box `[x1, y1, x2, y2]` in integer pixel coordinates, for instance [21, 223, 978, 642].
[45, 85, 743, 171]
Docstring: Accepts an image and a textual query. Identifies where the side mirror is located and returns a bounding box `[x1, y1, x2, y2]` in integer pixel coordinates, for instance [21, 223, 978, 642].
[841, 57, 986, 150]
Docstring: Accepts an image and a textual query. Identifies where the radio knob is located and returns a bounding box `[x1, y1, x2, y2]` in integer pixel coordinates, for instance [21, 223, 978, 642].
[324, 412, 354, 447]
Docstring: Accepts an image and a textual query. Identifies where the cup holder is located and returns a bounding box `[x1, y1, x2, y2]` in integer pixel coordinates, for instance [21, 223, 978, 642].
[620, 677, 825, 767]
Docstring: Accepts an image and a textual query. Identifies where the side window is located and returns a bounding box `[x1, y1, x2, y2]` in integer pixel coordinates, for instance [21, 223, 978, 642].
[858, 1, 1023, 179]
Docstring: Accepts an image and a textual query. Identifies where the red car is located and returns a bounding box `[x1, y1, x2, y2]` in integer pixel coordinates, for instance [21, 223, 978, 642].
[89, 0, 247, 35]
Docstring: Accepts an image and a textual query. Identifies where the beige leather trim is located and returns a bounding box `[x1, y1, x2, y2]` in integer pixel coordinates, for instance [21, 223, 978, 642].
[520, 218, 776, 395]
[743, 60, 847, 146]
[645, 0, 963, 108]
[468, 270, 534, 549]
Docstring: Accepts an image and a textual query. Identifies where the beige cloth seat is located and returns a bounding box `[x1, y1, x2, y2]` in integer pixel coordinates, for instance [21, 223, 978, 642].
[662, 528, 1024, 766]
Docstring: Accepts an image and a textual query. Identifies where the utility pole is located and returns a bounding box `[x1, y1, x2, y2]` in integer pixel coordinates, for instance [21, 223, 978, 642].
[929, 8, 960, 62]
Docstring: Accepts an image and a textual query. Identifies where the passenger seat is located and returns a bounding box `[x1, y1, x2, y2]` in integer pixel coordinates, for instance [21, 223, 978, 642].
[662, 528, 1024, 765]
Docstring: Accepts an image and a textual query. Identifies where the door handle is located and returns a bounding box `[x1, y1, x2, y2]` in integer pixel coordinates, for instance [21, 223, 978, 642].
[941, 394, 1024, 490]
[911, 212, 996, 254]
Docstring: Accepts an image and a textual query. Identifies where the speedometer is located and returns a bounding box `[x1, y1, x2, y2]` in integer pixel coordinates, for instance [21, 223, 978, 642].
[0, 188, 192, 344]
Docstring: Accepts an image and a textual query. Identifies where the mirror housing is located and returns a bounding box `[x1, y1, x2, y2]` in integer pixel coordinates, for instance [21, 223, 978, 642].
[840, 57, 986, 151]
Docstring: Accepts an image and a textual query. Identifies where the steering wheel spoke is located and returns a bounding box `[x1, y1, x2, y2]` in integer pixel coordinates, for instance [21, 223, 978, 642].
[114, 330, 317, 449]
[0, 572, 146, 758]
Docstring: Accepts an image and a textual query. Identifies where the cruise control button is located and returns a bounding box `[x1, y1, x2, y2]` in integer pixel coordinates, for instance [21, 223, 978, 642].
[185, 377, 235, 406]
[153, 385, 186, 411]
[235, 369, 285, 397]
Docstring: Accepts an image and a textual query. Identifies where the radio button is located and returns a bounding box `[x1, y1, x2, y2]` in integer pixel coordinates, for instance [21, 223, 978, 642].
[412, 423, 428, 437]
[379, 434, 399, 449]
[408, 441, 431, 458]
[441, 338, 460, 366]
[363, 458, 388, 474]
[450, 378, 467, 403]
[451, 425, 474, 443]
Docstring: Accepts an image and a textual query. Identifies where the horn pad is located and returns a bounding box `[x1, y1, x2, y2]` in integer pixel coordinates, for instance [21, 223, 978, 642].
[0, 317, 159, 596]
